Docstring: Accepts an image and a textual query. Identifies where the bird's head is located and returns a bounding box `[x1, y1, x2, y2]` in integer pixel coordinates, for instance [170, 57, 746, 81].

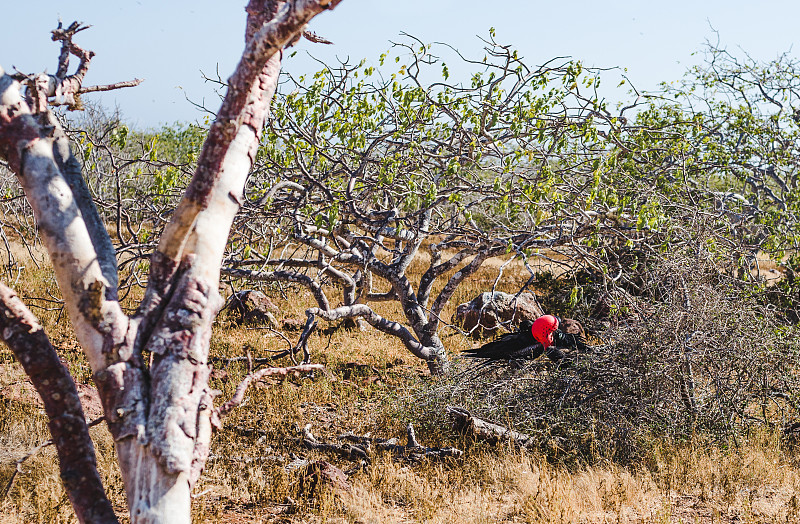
[531, 315, 559, 349]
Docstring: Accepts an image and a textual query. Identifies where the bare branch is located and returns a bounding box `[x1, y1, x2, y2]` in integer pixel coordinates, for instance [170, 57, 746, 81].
[447, 406, 534, 448]
[222, 267, 331, 310]
[302, 30, 334, 45]
[0, 282, 118, 524]
[155, 0, 342, 266]
[216, 363, 325, 419]
[76, 78, 144, 95]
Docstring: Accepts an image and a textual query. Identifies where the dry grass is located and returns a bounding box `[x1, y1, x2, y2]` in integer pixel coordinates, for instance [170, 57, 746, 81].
[2, 248, 800, 523]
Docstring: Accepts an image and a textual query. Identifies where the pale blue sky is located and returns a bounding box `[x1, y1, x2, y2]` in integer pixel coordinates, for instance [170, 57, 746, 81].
[2, 1, 797, 128]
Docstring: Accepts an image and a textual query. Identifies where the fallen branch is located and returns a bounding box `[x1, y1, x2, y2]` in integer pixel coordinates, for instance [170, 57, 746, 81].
[216, 363, 324, 419]
[305, 423, 462, 464]
[209, 355, 275, 368]
[302, 424, 371, 463]
[376, 423, 463, 462]
[447, 405, 535, 447]
[207, 453, 285, 465]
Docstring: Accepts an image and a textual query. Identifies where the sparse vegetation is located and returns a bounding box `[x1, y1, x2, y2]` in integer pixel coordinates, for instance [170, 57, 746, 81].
[3, 246, 800, 523]
[5, 6, 800, 522]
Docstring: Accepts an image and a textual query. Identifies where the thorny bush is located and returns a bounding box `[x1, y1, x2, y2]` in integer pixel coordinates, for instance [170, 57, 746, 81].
[402, 229, 800, 462]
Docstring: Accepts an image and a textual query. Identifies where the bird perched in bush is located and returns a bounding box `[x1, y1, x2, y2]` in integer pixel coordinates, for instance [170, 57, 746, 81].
[462, 315, 587, 366]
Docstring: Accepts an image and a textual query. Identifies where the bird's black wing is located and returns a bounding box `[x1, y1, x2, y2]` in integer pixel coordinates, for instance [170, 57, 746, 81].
[462, 327, 543, 363]
[552, 329, 588, 351]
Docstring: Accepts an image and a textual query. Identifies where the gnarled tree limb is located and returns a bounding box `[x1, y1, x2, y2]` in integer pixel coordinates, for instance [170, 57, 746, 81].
[216, 363, 325, 419]
[0, 282, 118, 524]
[0, 1, 342, 521]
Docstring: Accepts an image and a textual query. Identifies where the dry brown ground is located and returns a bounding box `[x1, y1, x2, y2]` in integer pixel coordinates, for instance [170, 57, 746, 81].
[1, 244, 799, 523]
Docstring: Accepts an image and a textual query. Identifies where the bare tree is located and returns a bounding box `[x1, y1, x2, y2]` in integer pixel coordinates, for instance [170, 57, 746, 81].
[219, 35, 800, 375]
[0, 1, 340, 522]
[222, 36, 655, 373]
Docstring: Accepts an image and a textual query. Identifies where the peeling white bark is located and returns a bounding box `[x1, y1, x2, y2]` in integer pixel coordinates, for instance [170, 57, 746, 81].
[185, 120, 262, 284]
[120, 441, 191, 524]
[0, 1, 342, 522]
[1, 74, 128, 372]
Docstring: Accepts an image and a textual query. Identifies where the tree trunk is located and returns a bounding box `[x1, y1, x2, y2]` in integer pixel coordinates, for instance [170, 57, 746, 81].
[421, 334, 450, 375]
[0, 1, 342, 522]
[118, 441, 192, 524]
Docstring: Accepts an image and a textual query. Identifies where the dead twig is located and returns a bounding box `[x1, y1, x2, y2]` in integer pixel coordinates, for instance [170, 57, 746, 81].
[216, 364, 324, 419]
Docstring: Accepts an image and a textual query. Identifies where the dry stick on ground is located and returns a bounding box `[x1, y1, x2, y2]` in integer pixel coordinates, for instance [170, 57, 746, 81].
[305, 423, 463, 464]
[216, 363, 325, 419]
[302, 424, 372, 463]
[375, 423, 464, 462]
[447, 406, 535, 448]
[209, 355, 275, 368]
